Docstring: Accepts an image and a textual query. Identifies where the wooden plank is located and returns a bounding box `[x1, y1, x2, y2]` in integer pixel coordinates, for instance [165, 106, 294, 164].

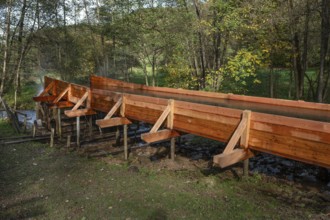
[64, 108, 96, 118]
[91, 75, 330, 112]
[173, 115, 236, 142]
[96, 117, 131, 128]
[175, 107, 239, 126]
[150, 105, 171, 133]
[141, 129, 180, 143]
[125, 98, 167, 111]
[53, 86, 70, 103]
[229, 94, 330, 111]
[104, 97, 122, 119]
[72, 92, 89, 111]
[251, 121, 330, 143]
[251, 112, 330, 134]
[249, 130, 330, 167]
[175, 101, 242, 119]
[33, 96, 56, 102]
[91, 75, 230, 99]
[124, 93, 168, 106]
[213, 149, 254, 168]
[48, 101, 74, 109]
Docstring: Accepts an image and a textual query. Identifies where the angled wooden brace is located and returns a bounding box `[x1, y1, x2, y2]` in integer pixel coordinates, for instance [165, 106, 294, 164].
[213, 110, 254, 168]
[141, 99, 180, 143]
[53, 86, 70, 104]
[72, 91, 89, 111]
[33, 81, 56, 102]
[95, 96, 131, 128]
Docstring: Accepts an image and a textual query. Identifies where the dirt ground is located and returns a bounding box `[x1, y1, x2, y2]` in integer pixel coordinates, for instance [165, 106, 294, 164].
[1, 132, 330, 219]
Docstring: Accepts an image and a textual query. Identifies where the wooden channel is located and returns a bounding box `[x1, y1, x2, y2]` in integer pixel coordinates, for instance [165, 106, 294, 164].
[34, 76, 330, 169]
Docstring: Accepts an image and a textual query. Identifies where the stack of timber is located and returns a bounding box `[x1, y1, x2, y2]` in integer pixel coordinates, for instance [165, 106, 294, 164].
[33, 75, 330, 169]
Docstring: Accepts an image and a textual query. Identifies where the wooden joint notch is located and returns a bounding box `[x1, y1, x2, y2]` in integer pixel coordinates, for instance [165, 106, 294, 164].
[213, 110, 252, 168]
[96, 117, 131, 128]
[64, 108, 96, 118]
[141, 129, 180, 143]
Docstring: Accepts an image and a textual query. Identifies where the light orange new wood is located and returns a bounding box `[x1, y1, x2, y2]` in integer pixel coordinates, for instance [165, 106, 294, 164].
[141, 129, 180, 143]
[96, 117, 131, 128]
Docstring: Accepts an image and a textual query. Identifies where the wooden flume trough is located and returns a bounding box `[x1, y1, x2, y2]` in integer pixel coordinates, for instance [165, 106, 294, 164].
[33, 75, 330, 169]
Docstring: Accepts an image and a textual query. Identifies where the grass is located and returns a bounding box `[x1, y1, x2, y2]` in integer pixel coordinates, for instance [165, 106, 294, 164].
[0, 121, 326, 219]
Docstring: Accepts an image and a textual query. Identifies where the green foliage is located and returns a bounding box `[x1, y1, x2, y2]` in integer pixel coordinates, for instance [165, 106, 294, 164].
[0, 119, 16, 137]
[222, 49, 262, 94]
[3, 80, 39, 109]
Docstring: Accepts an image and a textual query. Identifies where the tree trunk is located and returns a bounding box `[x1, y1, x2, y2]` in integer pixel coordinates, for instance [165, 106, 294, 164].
[289, 0, 304, 100]
[269, 67, 274, 98]
[193, 0, 206, 89]
[0, 0, 12, 96]
[317, 0, 330, 102]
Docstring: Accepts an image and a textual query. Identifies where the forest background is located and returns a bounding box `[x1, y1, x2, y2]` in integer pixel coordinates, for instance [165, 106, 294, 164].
[0, 0, 329, 109]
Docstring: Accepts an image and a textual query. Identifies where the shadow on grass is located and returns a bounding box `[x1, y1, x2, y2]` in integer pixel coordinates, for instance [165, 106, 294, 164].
[0, 196, 46, 220]
[147, 208, 168, 220]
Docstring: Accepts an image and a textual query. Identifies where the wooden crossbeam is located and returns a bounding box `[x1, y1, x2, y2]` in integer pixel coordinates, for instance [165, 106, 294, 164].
[64, 108, 96, 118]
[213, 149, 254, 168]
[96, 117, 131, 128]
[141, 129, 180, 143]
[39, 81, 55, 97]
[53, 86, 70, 103]
[105, 97, 122, 119]
[48, 101, 74, 109]
[213, 110, 253, 168]
[33, 95, 56, 102]
[72, 92, 89, 111]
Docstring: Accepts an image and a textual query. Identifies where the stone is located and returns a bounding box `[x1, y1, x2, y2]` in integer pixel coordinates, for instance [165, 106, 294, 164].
[128, 166, 139, 173]
[320, 191, 330, 202]
[200, 176, 217, 188]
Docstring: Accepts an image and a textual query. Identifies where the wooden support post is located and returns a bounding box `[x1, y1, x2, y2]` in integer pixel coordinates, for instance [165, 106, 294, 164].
[88, 116, 93, 138]
[243, 159, 249, 177]
[23, 116, 27, 132]
[53, 108, 58, 136]
[124, 124, 128, 160]
[50, 128, 54, 148]
[121, 96, 128, 160]
[170, 137, 175, 160]
[58, 109, 62, 139]
[116, 127, 120, 146]
[77, 116, 80, 147]
[32, 122, 36, 138]
[66, 135, 71, 148]
[241, 110, 251, 177]
[167, 99, 175, 160]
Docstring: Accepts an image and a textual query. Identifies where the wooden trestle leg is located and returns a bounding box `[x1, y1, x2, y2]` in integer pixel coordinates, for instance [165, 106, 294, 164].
[77, 116, 80, 147]
[124, 124, 128, 160]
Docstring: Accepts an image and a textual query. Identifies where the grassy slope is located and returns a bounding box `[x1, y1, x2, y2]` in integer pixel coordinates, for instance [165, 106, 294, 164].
[0, 121, 325, 219]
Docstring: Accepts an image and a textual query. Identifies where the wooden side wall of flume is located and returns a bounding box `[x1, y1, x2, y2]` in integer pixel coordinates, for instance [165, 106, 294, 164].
[35, 76, 330, 168]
